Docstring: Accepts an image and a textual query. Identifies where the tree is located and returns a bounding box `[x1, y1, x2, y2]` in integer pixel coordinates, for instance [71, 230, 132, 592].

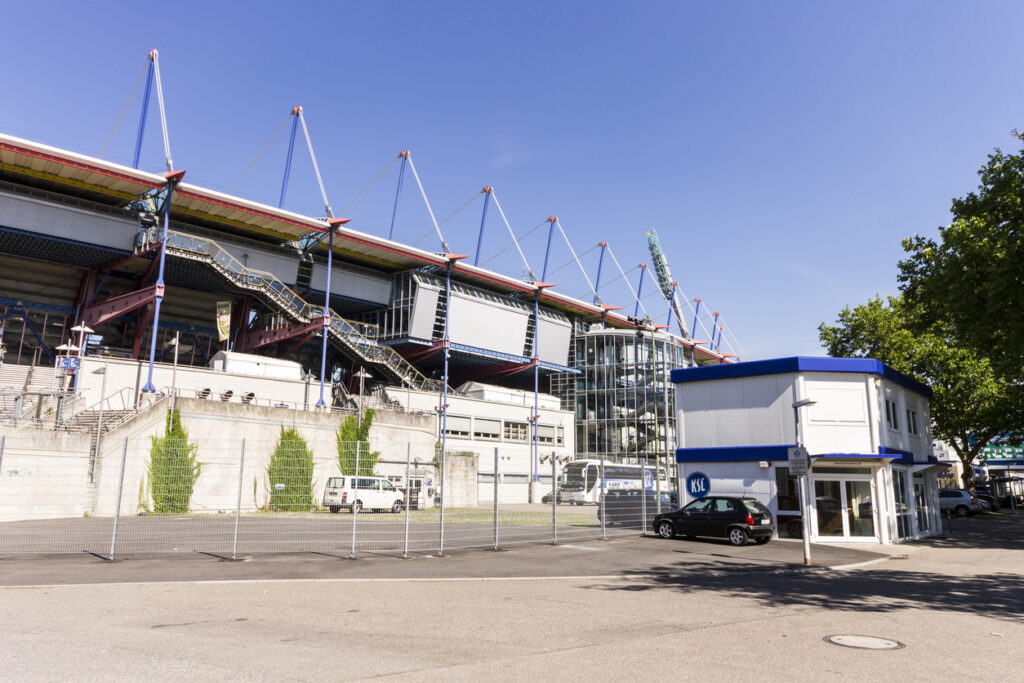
[266, 427, 314, 511]
[899, 139, 1024, 385]
[819, 296, 1009, 491]
[148, 409, 201, 514]
[336, 408, 379, 476]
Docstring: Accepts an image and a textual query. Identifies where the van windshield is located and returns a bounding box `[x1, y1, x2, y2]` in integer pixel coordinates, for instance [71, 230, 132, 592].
[327, 477, 345, 488]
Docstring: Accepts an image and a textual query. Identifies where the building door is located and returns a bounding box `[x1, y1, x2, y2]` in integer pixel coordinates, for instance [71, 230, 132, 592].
[813, 476, 878, 541]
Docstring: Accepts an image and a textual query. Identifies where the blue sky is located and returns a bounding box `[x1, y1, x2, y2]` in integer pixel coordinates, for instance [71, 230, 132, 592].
[2, 1, 1022, 359]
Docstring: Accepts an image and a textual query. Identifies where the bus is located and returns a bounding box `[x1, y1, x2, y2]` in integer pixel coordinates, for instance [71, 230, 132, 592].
[559, 459, 668, 505]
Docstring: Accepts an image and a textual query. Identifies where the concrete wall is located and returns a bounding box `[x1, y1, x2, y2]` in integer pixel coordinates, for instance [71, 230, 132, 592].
[0, 397, 438, 521]
[386, 384, 575, 503]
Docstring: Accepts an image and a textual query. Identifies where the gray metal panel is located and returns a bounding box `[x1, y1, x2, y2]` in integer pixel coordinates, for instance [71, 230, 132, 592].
[409, 284, 440, 340]
[537, 316, 571, 365]
[448, 292, 529, 356]
[0, 190, 136, 251]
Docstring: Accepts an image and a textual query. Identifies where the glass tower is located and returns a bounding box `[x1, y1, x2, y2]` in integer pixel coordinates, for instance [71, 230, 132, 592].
[550, 324, 693, 466]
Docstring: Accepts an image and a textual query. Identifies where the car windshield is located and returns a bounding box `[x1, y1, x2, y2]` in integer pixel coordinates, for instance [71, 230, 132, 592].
[742, 499, 769, 514]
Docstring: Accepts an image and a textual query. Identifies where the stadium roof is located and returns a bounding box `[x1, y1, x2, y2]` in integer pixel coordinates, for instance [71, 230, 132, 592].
[0, 132, 727, 363]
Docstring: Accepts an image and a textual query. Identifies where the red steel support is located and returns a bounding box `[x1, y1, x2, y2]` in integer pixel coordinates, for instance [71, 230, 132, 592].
[80, 285, 160, 329]
[233, 318, 324, 354]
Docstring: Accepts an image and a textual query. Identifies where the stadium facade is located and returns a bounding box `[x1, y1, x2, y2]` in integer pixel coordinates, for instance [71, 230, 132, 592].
[0, 133, 729, 484]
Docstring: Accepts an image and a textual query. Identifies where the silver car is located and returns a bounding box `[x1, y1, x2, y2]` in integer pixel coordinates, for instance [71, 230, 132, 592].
[938, 489, 982, 517]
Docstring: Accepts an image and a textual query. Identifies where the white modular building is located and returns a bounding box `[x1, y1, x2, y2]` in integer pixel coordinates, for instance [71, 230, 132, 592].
[672, 357, 943, 544]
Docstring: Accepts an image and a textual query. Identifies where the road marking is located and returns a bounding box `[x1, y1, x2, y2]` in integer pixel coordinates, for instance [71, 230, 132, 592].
[553, 544, 606, 551]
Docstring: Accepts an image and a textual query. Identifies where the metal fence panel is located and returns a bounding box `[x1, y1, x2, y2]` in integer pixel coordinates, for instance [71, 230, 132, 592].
[0, 434, 674, 558]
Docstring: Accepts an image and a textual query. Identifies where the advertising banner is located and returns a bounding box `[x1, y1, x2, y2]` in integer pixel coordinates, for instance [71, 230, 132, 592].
[216, 301, 232, 342]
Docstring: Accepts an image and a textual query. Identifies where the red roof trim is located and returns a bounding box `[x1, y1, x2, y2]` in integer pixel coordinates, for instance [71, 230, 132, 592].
[0, 141, 163, 190]
[174, 187, 327, 234]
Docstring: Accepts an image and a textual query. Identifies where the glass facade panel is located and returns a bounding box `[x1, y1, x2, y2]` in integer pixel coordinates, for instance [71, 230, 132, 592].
[551, 328, 688, 467]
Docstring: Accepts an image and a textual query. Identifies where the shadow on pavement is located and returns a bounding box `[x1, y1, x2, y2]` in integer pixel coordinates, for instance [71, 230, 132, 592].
[591, 512, 1024, 624]
[591, 563, 1024, 624]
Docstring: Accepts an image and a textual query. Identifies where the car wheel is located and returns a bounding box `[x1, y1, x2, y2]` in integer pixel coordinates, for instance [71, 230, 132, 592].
[656, 521, 675, 538]
[728, 527, 748, 546]
[351, 500, 362, 514]
[329, 506, 340, 514]
[392, 500, 403, 514]
[754, 537, 770, 545]
[955, 505, 969, 518]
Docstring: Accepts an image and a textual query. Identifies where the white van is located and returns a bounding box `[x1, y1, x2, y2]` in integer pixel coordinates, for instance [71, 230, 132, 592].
[323, 476, 406, 514]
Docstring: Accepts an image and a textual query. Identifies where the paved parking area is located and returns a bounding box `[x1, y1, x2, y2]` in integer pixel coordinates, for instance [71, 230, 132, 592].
[0, 532, 884, 587]
[2, 513, 1019, 681]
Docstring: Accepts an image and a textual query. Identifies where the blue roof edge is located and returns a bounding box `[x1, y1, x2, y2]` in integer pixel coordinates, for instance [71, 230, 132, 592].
[676, 444, 930, 464]
[670, 356, 932, 399]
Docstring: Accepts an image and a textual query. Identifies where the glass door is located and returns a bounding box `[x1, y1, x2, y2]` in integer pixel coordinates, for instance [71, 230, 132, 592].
[813, 477, 878, 540]
[914, 477, 930, 534]
[814, 480, 845, 536]
[845, 480, 875, 537]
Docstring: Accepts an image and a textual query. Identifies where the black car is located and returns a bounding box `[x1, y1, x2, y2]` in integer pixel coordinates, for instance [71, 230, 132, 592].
[653, 496, 774, 546]
[598, 489, 678, 528]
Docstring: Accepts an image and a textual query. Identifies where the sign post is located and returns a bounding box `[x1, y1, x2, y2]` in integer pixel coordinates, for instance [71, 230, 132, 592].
[788, 445, 811, 565]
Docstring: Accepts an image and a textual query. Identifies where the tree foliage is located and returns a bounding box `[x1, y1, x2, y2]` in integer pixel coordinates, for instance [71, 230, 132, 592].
[148, 409, 200, 514]
[899, 142, 1024, 381]
[336, 408, 379, 476]
[266, 427, 314, 511]
[821, 139, 1024, 489]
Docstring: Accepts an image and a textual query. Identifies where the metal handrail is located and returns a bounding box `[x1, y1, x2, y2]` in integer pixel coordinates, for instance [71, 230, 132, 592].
[154, 228, 444, 392]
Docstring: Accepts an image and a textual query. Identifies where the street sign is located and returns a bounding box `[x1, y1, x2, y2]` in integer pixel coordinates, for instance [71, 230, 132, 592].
[685, 471, 710, 499]
[787, 446, 809, 475]
[57, 357, 81, 370]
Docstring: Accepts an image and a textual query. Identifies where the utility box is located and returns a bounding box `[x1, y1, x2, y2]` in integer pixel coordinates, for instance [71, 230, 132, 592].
[208, 351, 303, 380]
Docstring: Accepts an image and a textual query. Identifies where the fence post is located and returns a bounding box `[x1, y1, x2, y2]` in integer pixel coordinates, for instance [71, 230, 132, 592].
[600, 452, 606, 541]
[0, 435, 5, 475]
[438, 446, 445, 557]
[493, 447, 499, 551]
[641, 457, 647, 536]
[232, 439, 245, 560]
[109, 437, 129, 561]
[551, 450, 557, 545]
[350, 441, 360, 559]
[403, 442, 411, 559]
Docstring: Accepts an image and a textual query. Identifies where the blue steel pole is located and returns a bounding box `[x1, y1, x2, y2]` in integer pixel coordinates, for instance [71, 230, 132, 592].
[711, 312, 720, 350]
[132, 60, 155, 170]
[633, 264, 646, 318]
[691, 297, 702, 341]
[142, 175, 180, 392]
[439, 256, 457, 540]
[316, 226, 335, 408]
[533, 290, 540, 484]
[388, 151, 409, 241]
[278, 111, 300, 208]
[593, 242, 607, 304]
[472, 187, 492, 266]
[541, 217, 556, 281]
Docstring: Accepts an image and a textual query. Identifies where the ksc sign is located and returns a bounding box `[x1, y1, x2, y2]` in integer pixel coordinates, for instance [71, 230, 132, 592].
[685, 471, 710, 499]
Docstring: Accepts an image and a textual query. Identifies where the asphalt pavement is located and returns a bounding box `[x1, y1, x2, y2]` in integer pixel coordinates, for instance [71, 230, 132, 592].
[1, 512, 1020, 681]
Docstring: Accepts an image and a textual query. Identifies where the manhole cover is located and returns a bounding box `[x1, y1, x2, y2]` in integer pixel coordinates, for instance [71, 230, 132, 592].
[825, 635, 904, 650]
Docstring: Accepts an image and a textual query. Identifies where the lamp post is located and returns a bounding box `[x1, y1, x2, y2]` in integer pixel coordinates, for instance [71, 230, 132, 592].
[69, 323, 93, 394]
[792, 397, 817, 566]
[167, 330, 180, 411]
[354, 367, 372, 428]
